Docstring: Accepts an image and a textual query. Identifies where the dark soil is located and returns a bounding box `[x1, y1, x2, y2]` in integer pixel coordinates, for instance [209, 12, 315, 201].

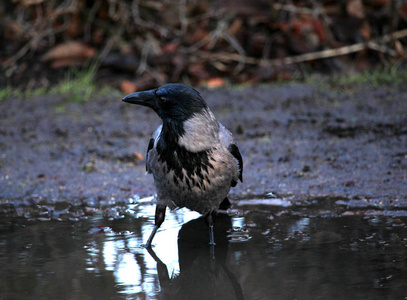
[1, 84, 406, 207]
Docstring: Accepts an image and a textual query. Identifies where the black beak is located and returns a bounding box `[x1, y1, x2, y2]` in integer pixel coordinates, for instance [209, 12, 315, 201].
[122, 89, 158, 111]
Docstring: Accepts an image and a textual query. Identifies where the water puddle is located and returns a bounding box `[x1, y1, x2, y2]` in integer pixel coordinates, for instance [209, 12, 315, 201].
[1, 196, 407, 299]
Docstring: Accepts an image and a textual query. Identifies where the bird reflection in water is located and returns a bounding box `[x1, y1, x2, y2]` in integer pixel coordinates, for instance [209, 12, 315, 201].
[147, 215, 244, 300]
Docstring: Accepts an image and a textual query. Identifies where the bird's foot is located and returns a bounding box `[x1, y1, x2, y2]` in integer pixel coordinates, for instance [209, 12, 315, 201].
[142, 242, 153, 249]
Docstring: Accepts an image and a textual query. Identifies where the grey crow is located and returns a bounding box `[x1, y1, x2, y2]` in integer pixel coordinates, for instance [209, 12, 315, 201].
[122, 83, 243, 248]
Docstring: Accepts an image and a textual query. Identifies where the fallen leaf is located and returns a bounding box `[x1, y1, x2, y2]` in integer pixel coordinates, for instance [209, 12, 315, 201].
[134, 152, 144, 161]
[359, 20, 371, 40]
[286, 16, 324, 53]
[395, 40, 406, 58]
[347, 0, 365, 19]
[120, 80, 137, 94]
[204, 77, 226, 88]
[229, 18, 243, 36]
[41, 41, 96, 63]
[162, 43, 178, 54]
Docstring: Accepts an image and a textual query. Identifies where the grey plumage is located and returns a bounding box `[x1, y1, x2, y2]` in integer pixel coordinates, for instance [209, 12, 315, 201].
[122, 83, 243, 247]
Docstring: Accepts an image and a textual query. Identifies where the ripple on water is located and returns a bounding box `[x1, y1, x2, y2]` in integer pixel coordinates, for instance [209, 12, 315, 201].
[1, 195, 407, 299]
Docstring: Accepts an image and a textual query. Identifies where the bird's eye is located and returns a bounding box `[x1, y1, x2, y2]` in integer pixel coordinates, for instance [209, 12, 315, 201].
[158, 96, 167, 104]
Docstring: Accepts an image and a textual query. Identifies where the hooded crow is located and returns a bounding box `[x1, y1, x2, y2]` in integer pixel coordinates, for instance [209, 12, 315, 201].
[123, 83, 243, 247]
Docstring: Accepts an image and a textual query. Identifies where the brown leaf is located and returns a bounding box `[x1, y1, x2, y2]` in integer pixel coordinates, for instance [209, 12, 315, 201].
[41, 41, 96, 63]
[229, 18, 243, 36]
[359, 21, 371, 40]
[347, 0, 365, 19]
[312, 19, 327, 45]
[133, 152, 144, 161]
[119, 80, 137, 94]
[162, 43, 178, 54]
[395, 40, 406, 58]
[204, 77, 226, 89]
[287, 17, 322, 53]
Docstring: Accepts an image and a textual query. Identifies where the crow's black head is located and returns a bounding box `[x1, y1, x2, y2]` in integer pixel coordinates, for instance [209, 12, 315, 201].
[123, 83, 207, 122]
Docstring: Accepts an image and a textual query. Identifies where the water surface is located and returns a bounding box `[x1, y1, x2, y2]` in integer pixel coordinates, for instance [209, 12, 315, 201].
[1, 197, 407, 299]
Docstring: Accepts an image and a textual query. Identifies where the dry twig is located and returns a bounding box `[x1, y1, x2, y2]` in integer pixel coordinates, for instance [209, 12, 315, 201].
[193, 29, 407, 68]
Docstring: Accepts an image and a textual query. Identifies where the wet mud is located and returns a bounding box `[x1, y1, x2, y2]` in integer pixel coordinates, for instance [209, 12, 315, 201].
[1, 84, 406, 205]
[1, 84, 407, 299]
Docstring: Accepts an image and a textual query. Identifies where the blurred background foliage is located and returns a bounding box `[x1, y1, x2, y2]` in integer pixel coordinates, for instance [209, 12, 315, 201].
[1, 0, 407, 93]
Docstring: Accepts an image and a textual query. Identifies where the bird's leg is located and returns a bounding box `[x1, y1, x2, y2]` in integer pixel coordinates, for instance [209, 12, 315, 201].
[209, 226, 215, 245]
[205, 210, 217, 246]
[145, 204, 166, 248]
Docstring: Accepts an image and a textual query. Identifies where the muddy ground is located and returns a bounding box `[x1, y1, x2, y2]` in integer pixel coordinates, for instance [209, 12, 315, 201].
[0, 84, 406, 209]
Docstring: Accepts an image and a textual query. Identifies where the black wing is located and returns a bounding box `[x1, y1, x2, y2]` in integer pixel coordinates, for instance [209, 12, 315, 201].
[228, 143, 243, 187]
[146, 138, 155, 172]
[146, 125, 163, 173]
